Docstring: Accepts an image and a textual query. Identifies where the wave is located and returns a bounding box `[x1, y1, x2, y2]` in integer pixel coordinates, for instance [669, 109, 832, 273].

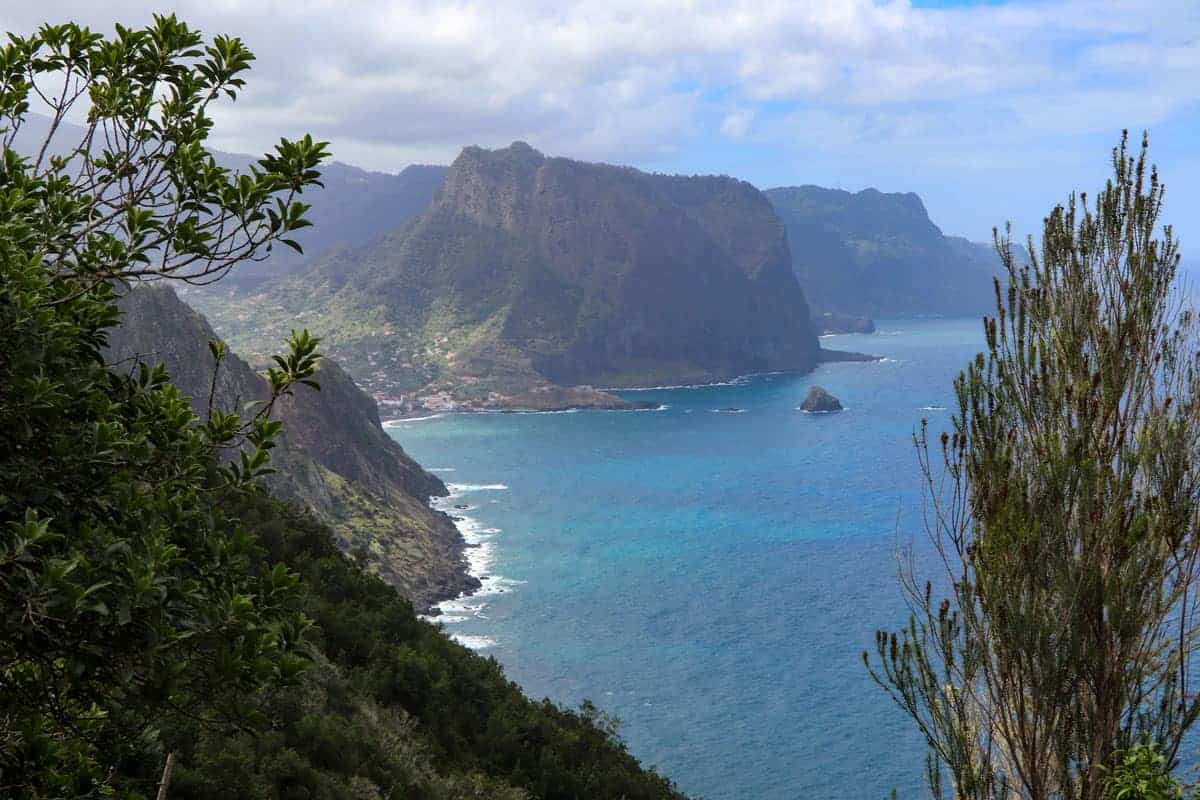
[610, 377, 751, 392]
[428, 486, 524, 646]
[612, 369, 796, 392]
[428, 467, 457, 472]
[711, 408, 747, 414]
[918, 405, 947, 411]
[446, 482, 509, 492]
[798, 407, 849, 414]
[619, 379, 747, 392]
[383, 413, 446, 426]
[483, 407, 582, 415]
[450, 633, 497, 650]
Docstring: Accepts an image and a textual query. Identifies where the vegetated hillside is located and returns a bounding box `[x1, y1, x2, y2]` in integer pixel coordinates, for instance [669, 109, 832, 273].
[116, 492, 688, 800]
[202, 142, 821, 410]
[766, 185, 1006, 318]
[106, 284, 477, 609]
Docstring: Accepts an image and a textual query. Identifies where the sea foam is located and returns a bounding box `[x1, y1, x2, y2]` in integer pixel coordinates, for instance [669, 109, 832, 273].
[426, 480, 523, 645]
[383, 413, 449, 427]
[450, 634, 497, 650]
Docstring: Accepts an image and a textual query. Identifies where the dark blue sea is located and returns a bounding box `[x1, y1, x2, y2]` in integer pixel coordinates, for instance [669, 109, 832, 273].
[387, 317, 986, 800]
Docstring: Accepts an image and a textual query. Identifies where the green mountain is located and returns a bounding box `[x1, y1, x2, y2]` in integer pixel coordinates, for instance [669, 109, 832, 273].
[106, 285, 477, 609]
[197, 142, 821, 410]
[766, 185, 1003, 317]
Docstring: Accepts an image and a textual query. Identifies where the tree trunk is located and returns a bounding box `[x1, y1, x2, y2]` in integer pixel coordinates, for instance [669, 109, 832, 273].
[156, 751, 176, 800]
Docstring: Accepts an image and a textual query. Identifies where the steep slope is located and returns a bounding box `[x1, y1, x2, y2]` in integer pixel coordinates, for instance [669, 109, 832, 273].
[204, 143, 820, 409]
[766, 185, 1003, 317]
[106, 284, 477, 609]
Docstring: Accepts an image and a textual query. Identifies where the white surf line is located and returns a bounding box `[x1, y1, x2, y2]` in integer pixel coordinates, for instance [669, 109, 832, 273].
[425, 481, 524, 650]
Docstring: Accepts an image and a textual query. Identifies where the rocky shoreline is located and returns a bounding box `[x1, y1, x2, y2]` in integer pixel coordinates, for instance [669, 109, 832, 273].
[812, 311, 876, 335]
[410, 491, 483, 614]
[384, 354, 879, 421]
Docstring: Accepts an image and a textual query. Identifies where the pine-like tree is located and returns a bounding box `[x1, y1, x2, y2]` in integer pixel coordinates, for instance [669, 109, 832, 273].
[867, 133, 1200, 800]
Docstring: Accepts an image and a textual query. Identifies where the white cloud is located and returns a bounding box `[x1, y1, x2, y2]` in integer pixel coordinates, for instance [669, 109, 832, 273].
[1, 0, 1197, 179]
[720, 108, 755, 139]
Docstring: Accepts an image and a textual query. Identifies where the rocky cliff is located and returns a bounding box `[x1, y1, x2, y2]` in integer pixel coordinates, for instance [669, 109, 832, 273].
[766, 185, 1005, 318]
[106, 284, 476, 609]
[200, 143, 821, 408]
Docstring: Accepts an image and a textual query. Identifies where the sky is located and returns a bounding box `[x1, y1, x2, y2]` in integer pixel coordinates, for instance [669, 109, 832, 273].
[3, 0, 1198, 249]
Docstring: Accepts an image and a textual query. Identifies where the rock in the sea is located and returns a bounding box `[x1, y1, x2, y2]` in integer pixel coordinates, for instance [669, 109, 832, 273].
[801, 386, 843, 413]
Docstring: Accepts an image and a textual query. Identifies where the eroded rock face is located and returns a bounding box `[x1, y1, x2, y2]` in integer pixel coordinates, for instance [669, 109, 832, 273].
[106, 285, 477, 610]
[801, 385, 844, 413]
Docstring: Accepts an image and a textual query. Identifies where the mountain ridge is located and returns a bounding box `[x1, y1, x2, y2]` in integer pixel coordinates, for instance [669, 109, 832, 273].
[765, 184, 1004, 318]
[198, 142, 824, 412]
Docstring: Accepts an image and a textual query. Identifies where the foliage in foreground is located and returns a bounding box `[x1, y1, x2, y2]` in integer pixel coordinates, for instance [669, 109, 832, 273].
[1102, 742, 1189, 800]
[120, 493, 685, 800]
[867, 134, 1200, 800]
[1, 16, 326, 795]
[1, 17, 686, 799]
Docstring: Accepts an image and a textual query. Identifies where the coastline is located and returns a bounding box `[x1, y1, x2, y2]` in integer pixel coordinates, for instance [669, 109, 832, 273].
[382, 402, 668, 426]
[607, 352, 880, 393]
[422, 482, 520, 650]
[383, 352, 881, 424]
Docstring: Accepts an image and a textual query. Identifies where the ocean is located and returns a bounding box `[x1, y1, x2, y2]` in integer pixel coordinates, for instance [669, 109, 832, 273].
[387, 317, 986, 799]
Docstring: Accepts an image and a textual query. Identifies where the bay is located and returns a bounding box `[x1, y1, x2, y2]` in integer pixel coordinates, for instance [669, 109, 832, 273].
[388, 317, 985, 799]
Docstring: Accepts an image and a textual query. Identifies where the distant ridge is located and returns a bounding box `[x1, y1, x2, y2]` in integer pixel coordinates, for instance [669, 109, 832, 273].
[11, 113, 450, 292]
[220, 161, 449, 290]
[766, 185, 1005, 317]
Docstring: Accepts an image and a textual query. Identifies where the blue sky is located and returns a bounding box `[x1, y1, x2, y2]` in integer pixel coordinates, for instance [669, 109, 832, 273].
[651, 91, 1200, 251]
[5, 0, 1198, 250]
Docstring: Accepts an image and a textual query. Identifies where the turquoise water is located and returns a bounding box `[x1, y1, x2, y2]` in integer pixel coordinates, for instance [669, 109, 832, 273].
[388, 318, 986, 799]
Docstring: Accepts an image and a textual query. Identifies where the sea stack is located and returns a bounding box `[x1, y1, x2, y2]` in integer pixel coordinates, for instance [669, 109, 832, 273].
[801, 386, 843, 413]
